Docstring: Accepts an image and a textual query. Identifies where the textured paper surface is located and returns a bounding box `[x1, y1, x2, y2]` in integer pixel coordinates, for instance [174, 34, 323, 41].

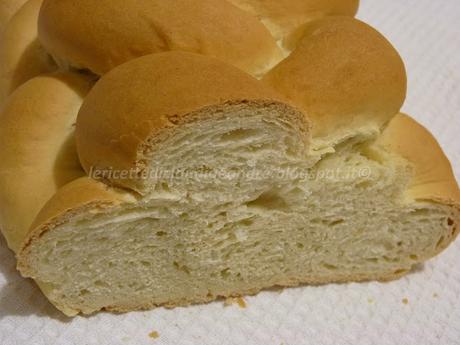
[1, 1, 459, 344]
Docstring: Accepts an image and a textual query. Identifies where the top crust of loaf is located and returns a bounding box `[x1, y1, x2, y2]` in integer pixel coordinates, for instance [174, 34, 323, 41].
[38, 0, 283, 77]
[0, 0, 56, 105]
[378, 113, 460, 208]
[228, 0, 359, 47]
[263, 17, 406, 140]
[0, 0, 28, 33]
[76, 51, 310, 194]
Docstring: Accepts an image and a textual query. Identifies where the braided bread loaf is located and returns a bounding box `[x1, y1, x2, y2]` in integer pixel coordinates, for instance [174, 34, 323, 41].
[0, 0, 459, 316]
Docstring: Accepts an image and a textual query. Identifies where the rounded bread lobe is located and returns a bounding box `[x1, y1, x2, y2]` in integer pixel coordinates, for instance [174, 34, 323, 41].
[0, 0, 56, 106]
[228, 0, 359, 49]
[378, 113, 460, 207]
[76, 51, 305, 192]
[0, 0, 28, 33]
[263, 17, 407, 140]
[0, 72, 93, 252]
[38, 0, 283, 77]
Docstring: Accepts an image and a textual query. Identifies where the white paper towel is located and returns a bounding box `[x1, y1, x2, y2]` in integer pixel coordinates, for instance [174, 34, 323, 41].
[1, 1, 459, 344]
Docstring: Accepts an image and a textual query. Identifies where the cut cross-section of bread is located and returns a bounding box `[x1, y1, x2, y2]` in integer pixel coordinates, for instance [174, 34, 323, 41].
[75, 51, 309, 195]
[16, 53, 460, 316]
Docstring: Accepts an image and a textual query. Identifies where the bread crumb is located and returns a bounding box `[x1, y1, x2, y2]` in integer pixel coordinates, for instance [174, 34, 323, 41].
[224, 297, 247, 308]
[236, 297, 247, 308]
[402, 298, 409, 305]
[148, 331, 159, 339]
[224, 297, 234, 306]
[433, 293, 438, 298]
[367, 298, 374, 304]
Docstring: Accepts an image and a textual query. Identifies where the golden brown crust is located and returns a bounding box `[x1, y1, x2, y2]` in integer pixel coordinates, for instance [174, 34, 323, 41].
[378, 113, 460, 207]
[0, 0, 56, 105]
[229, 0, 359, 25]
[38, 0, 283, 77]
[228, 0, 359, 48]
[0, 72, 93, 252]
[263, 16, 407, 139]
[76, 51, 307, 193]
[0, 0, 28, 33]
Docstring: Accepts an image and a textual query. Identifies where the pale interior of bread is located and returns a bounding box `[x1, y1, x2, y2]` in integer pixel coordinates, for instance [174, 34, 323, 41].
[23, 106, 458, 315]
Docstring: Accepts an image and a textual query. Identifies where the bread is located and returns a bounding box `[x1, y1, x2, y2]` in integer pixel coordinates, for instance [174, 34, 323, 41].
[377, 114, 460, 205]
[37, 0, 359, 77]
[0, 72, 93, 251]
[263, 17, 406, 146]
[0, 0, 56, 106]
[0, 1, 458, 317]
[228, 0, 359, 50]
[75, 51, 301, 194]
[38, 0, 284, 77]
[0, 0, 28, 34]
[11, 51, 459, 316]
